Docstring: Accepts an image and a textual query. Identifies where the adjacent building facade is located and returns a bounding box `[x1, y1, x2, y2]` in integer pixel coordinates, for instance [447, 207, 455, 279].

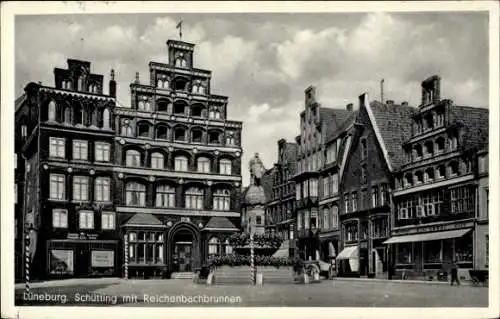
[16, 59, 117, 280]
[385, 76, 489, 280]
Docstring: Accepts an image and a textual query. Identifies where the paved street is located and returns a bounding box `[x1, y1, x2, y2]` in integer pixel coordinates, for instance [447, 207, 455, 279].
[15, 278, 488, 307]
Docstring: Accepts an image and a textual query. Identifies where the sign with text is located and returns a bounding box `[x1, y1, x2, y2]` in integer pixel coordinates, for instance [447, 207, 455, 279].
[393, 220, 474, 236]
[91, 250, 114, 267]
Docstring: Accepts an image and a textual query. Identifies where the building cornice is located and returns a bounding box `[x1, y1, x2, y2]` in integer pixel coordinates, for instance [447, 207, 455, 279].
[116, 206, 240, 217]
[115, 136, 242, 154]
[393, 174, 475, 196]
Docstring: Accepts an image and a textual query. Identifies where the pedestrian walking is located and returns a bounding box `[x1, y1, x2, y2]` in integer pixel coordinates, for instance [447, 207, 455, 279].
[450, 260, 460, 286]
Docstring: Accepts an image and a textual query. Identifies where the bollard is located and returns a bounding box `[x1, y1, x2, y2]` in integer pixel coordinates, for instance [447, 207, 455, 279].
[256, 273, 263, 286]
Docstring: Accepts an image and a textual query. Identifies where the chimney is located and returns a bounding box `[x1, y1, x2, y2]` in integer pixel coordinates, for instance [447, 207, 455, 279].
[358, 92, 368, 109]
[109, 69, 116, 98]
[135, 72, 140, 84]
[346, 103, 353, 112]
[401, 101, 408, 106]
[386, 100, 394, 105]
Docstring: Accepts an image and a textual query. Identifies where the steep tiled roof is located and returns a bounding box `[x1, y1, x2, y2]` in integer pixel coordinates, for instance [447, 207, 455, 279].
[320, 107, 354, 142]
[124, 213, 165, 227]
[204, 216, 238, 230]
[448, 105, 489, 151]
[368, 101, 416, 170]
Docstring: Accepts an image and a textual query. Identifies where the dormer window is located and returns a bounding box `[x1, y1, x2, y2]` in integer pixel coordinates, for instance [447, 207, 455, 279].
[175, 53, 187, 68]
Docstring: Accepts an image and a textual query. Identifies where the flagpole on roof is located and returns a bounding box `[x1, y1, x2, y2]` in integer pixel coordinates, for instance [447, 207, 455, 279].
[176, 20, 183, 40]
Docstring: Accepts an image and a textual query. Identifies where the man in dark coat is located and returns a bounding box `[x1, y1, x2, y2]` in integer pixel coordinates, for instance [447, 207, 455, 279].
[450, 260, 460, 286]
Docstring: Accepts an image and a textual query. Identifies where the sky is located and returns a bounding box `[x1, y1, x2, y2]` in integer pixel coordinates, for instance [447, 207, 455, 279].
[15, 11, 489, 185]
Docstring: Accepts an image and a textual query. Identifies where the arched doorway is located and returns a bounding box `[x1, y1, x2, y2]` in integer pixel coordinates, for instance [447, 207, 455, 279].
[167, 222, 201, 273]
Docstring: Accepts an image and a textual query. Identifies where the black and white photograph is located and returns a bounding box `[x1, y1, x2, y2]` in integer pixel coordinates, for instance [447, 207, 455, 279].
[1, 1, 499, 319]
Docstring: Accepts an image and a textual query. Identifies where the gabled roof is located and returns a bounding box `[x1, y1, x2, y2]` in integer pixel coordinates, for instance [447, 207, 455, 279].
[204, 216, 238, 231]
[123, 213, 165, 227]
[366, 101, 416, 171]
[448, 105, 489, 151]
[320, 107, 354, 142]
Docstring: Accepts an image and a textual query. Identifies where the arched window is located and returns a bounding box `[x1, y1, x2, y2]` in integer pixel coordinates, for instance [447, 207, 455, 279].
[219, 159, 232, 175]
[414, 144, 423, 159]
[215, 111, 221, 119]
[448, 161, 459, 176]
[121, 119, 134, 137]
[63, 106, 71, 124]
[77, 75, 84, 91]
[174, 127, 186, 142]
[190, 104, 204, 117]
[449, 133, 458, 150]
[226, 132, 235, 145]
[126, 182, 146, 206]
[126, 150, 141, 167]
[173, 101, 186, 115]
[162, 79, 169, 89]
[156, 185, 175, 208]
[208, 237, 220, 256]
[157, 79, 163, 88]
[157, 100, 170, 112]
[213, 189, 231, 211]
[209, 110, 215, 119]
[138, 97, 151, 111]
[48, 100, 57, 122]
[88, 84, 96, 93]
[415, 171, 424, 184]
[102, 108, 111, 129]
[197, 157, 210, 173]
[424, 141, 434, 157]
[74, 105, 84, 125]
[404, 173, 413, 188]
[90, 108, 99, 127]
[156, 125, 168, 139]
[208, 131, 220, 144]
[436, 137, 445, 153]
[191, 129, 203, 143]
[437, 165, 446, 179]
[138, 122, 150, 138]
[151, 152, 164, 169]
[185, 187, 204, 209]
[174, 155, 188, 171]
[425, 168, 435, 182]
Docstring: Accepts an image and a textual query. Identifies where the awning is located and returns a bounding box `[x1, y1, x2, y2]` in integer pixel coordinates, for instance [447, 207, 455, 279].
[383, 228, 472, 244]
[336, 246, 359, 260]
[328, 242, 336, 258]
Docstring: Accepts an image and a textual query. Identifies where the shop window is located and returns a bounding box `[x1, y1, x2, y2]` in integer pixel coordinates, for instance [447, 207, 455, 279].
[128, 231, 164, 264]
[52, 209, 68, 228]
[424, 240, 441, 263]
[455, 233, 473, 262]
[396, 243, 412, 264]
[49, 250, 74, 275]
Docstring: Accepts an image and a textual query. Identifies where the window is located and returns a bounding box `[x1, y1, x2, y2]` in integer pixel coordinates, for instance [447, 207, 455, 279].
[352, 192, 358, 212]
[296, 184, 302, 200]
[156, 185, 175, 208]
[361, 166, 367, 185]
[256, 216, 262, 225]
[424, 141, 434, 157]
[372, 186, 379, 207]
[309, 178, 318, 197]
[48, 100, 57, 122]
[310, 211, 318, 229]
[156, 125, 169, 139]
[344, 194, 350, 213]
[361, 138, 367, 160]
[322, 208, 329, 229]
[225, 239, 233, 255]
[345, 223, 358, 242]
[157, 78, 169, 89]
[415, 171, 424, 184]
[373, 218, 388, 238]
[226, 133, 235, 145]
[213, 189, 231, 211]
[137, 97, 151, 111]
[101, 212, 115, 230]
[102, 108, 111, 129]
[436, 137, 445, 153]
[304, 210, 310, 229]
[191, 130, 203, 143]
[398, 208, 409, 220]
[126, 182, 146, 206]
[50, 174, 65, 200]
[396, 243, 412, 264]
[404, 173, 413, 188]
[72, 176, 89, 201]
[79, 211, 94, 229]
[72, 140, 88, 161]
[478, 155, 488, 174]
[448, 161, 459, 176]
[451, 186, 475, 214]
[323, 177, 330, 198]
[297, 212, 303, 230]
[21, 125, 27, 138]
[208, 131, 220, 144]
[121, 120, 134, 137]
[186, 187, 204, 209]
[485, 188, 489, 219]
[449, 133, 458, 150]
[138, 123, 150, 137]
[95, 177, 110, 202]
[414, 144, 423, 159]
[95, 142, 110, 162]
[331, 174, 338, 195]
[74, 105, 84, 125]
[151, 152, 164, 169]
[485, 235, 489, 267]
[49, 137, 65, 158]
[208, 237, 220, 256]
[425, 168, 435, 182]
[197, 157, 210, 173]
[128, 231, 164, 264]
[174, 128, 186, 141]
[424, 240, 441, 263]
[437, 165, 446, 179]
[219, 159, 232, 175]
[331, 206, 339, 229]
[52, 209, 68, 228]
[174, 156, 188, 171]
[126, 150, 141, 167]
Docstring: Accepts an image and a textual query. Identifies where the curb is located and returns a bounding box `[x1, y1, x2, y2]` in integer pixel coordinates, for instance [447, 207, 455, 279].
[15, 277, 124, 289]
[331, 277, 482, 287]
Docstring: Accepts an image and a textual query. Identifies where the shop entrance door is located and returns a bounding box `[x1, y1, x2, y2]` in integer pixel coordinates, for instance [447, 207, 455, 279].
[175, 243, 192, 272]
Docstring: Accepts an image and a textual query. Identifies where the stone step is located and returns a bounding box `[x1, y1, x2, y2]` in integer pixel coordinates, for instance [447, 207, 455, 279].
[171, 272, 196, 279]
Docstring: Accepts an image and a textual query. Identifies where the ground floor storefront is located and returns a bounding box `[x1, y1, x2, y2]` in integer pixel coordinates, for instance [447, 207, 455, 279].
[384, 220, 479, 281]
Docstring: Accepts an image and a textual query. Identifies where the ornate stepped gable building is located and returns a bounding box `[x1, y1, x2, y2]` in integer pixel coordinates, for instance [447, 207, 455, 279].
[337, 94, 414, 277]
[317, 103, 358, 267]
[385, 76, 489, 281]
[264, 139, 298, 256]
[16, 59, 117, 279]
[114, 40, 243, 278]
[292, 86, 355, 261]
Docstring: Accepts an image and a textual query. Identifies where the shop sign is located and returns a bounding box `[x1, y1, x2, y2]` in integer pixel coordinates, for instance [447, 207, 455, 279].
[66, 233, 99, 240]
[91, 250, 114, 267]
[393, 220, 474, 236]
[67, 233, 79, 240]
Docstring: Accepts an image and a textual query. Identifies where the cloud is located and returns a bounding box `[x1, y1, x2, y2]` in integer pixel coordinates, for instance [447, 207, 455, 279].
[15, 12, 489, 184]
